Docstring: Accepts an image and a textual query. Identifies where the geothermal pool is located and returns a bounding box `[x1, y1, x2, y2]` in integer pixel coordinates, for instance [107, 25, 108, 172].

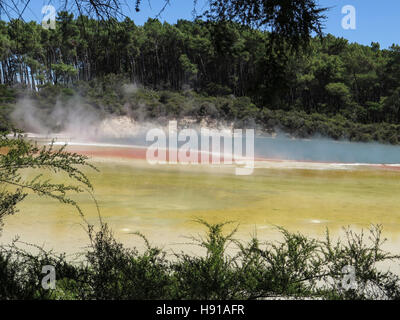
[2, 138, 400, 257]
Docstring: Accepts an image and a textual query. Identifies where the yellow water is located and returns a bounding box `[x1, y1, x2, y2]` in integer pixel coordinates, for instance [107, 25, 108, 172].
[2, 157, 400, 257]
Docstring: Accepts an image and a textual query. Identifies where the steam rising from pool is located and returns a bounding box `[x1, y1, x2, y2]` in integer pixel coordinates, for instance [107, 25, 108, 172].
[10, 97, 400, 165]
[40, 132, 400, 165]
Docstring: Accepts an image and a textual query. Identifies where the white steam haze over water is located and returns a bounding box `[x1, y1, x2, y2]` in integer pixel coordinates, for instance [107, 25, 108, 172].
[10, 97, 400, 165]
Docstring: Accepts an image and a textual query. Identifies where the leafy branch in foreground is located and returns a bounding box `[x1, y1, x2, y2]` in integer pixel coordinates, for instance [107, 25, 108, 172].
[204, 0, 327, 50]
[0, 134, 97, 231]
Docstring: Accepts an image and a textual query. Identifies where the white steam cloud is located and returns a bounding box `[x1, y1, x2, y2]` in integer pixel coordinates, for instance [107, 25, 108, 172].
[10, 94, 400, 165]
[10, 96, 146, 140]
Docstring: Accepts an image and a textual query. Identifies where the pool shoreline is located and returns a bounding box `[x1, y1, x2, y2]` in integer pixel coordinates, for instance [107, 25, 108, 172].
[62, 143, 400, 172]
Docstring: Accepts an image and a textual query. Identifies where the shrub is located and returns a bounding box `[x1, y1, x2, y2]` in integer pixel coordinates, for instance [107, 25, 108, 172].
[1, 221, 399, 300]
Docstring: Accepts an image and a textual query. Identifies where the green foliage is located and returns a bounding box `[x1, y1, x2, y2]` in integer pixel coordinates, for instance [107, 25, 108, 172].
[0, 239, 83, 299]
[171, 219, 242, 299]
[2, 15, 400, 143]
[0, 221, 399, 300]
[0, 134, 97, 232]
[6, 79, 400, 144]
[318, 226, 400, 299]
[205, 0, 327, 52]
[84, 224, 172, 300]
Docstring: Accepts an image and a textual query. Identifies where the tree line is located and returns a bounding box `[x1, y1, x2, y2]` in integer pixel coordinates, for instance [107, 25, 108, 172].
[1, 13, 400, 134]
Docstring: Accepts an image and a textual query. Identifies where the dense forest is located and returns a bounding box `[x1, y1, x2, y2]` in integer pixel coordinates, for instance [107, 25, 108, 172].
[2, 13, 400, 143]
